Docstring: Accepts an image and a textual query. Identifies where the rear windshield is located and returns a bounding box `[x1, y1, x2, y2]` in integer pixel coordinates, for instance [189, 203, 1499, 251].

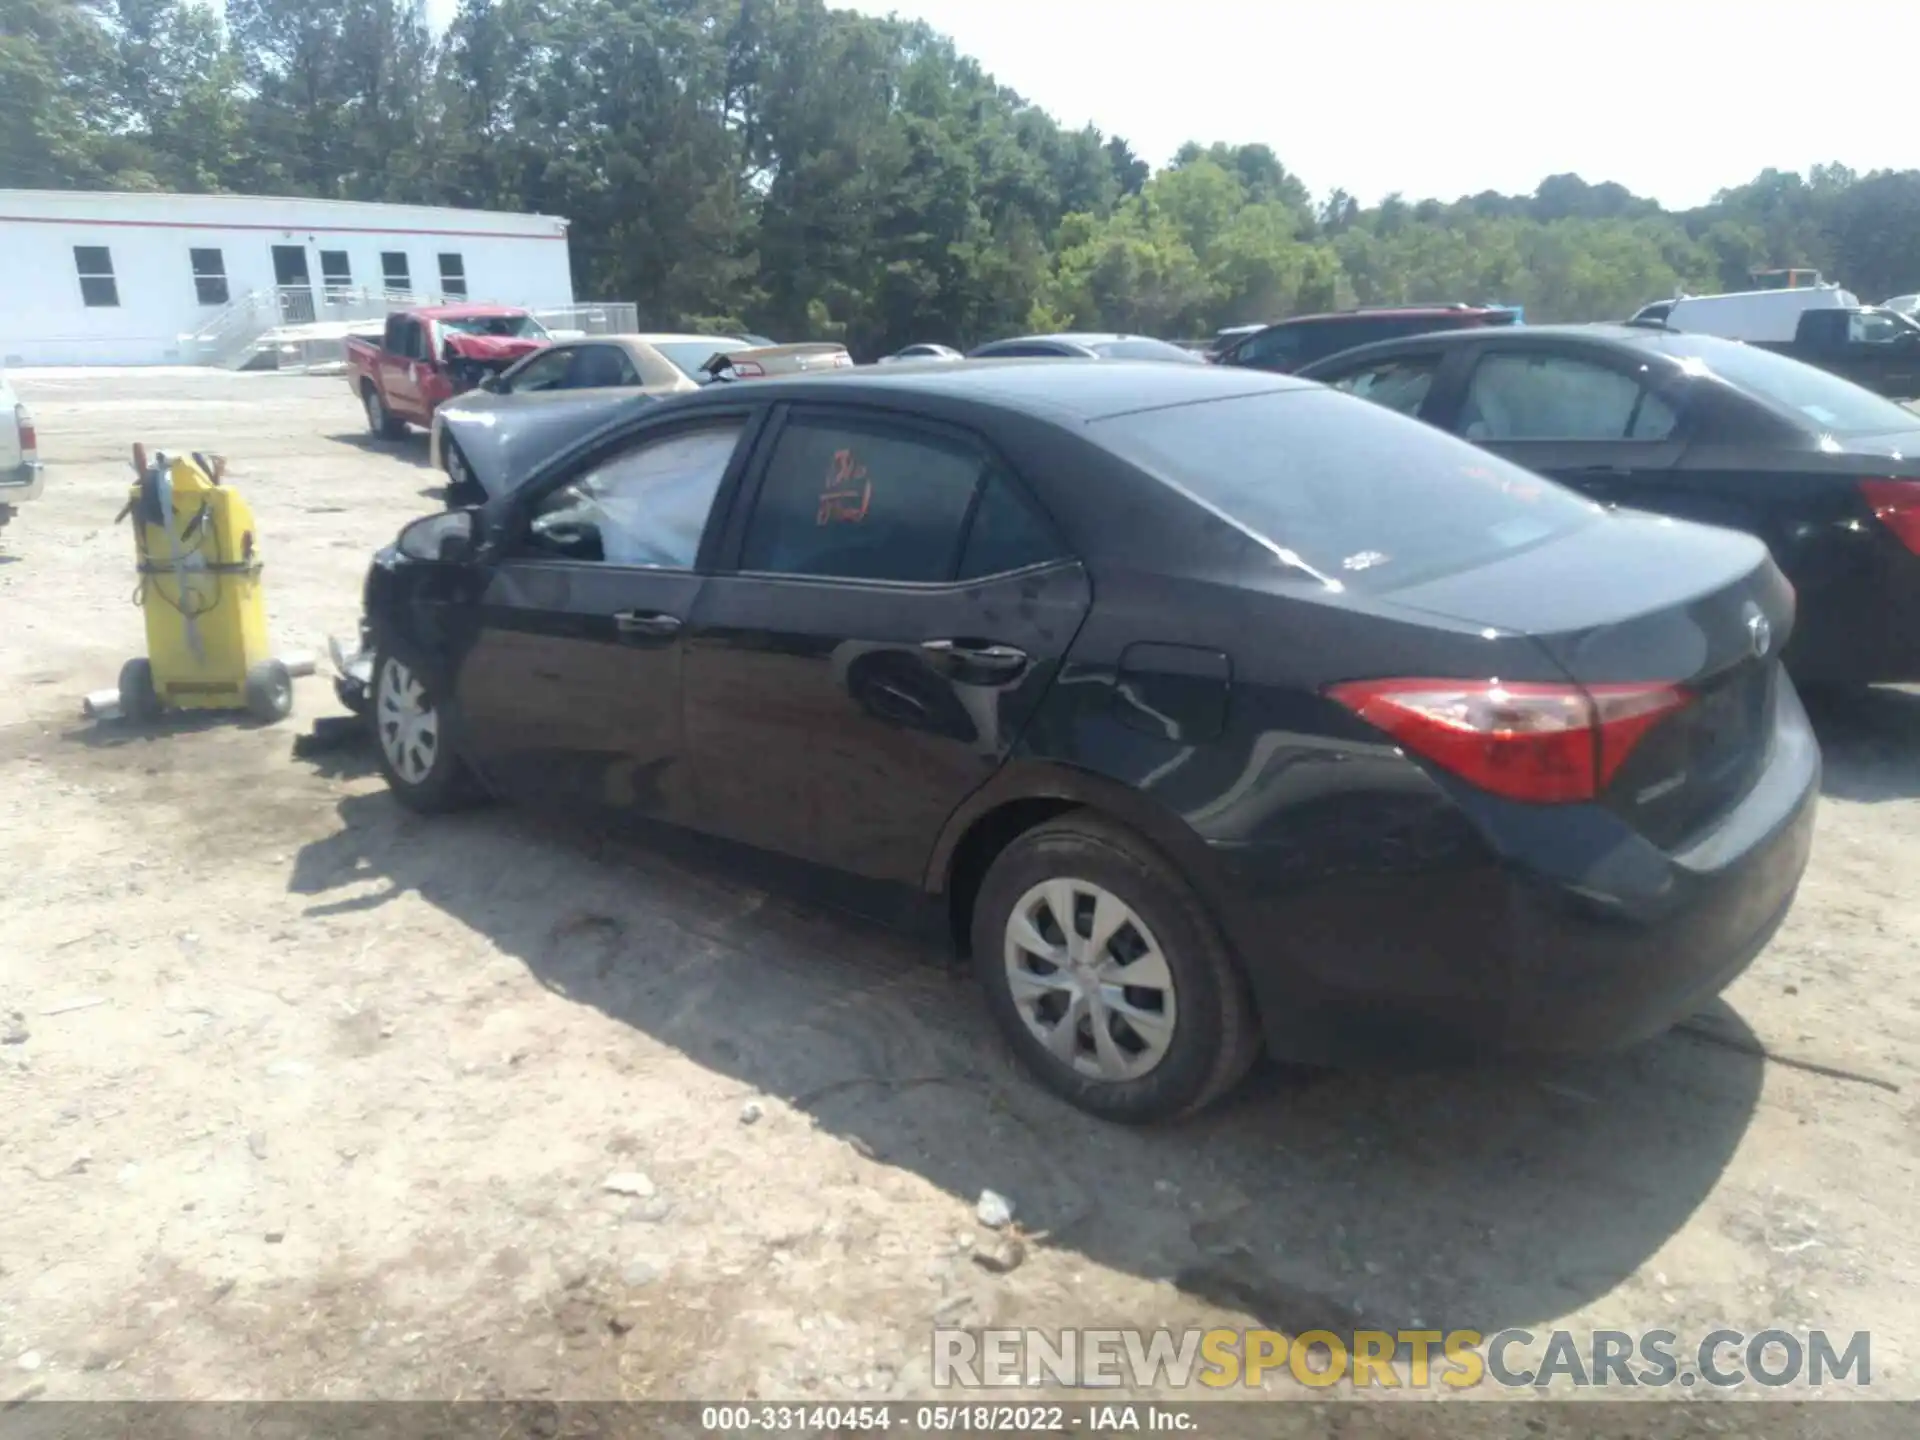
[1093, 388, 1600, 592]
[1652, 333, 1920, 437]
[1090, 337, 1207, 363]
[654, 338, 748, 378]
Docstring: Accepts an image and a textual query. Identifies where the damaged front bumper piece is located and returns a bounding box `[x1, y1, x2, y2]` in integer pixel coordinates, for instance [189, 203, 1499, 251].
[329, 630, 373, 715]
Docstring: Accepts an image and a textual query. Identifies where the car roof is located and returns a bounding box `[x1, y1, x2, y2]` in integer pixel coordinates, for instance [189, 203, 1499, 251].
[408, 304, 530, 320]
[623, 332, 744, 345]
[665, 357, 1312, 421]
[1268, 305, 1510, 328]
[1294, 321, 1675, 372]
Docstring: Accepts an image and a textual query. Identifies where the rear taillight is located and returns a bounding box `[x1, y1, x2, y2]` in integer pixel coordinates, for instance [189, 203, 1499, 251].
[729, 359, 766, 379]
[14, 404, 35, 464]
[1327, 677, 1692, 804]
[1860, 478, 1920, 555]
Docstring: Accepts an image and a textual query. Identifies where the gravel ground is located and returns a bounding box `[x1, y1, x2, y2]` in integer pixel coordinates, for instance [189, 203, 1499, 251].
[2, 368, 1918, 1421]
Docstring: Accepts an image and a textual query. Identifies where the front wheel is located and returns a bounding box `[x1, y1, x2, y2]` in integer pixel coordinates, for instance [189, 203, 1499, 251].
[371, 645, 483, 813]
[971, 815, 1260, 1124]
[443, 439, 485, 508]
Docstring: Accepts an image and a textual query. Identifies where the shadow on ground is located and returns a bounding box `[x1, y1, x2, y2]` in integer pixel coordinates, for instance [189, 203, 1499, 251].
[286, 761, 1768, 1339]
[1805, 684, 1920, 803]
[326, 431, 435, 470]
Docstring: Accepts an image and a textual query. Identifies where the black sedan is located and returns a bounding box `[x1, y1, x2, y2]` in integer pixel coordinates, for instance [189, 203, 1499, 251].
[341, 362, 1818, 1123]
[1297, 324, 1920, 687]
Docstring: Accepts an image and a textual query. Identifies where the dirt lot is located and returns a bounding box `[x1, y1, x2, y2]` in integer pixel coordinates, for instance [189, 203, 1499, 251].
[3, 368, 1919, 1417]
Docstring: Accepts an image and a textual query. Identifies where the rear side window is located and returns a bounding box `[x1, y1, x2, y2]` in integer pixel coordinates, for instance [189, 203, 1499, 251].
[741, 415, 987, 582]
[1093, 389, 1600, 593]
[1461, 352, 1679, 441]
[959, 475, 1062, 578]
[1319, 355, 1440, 416]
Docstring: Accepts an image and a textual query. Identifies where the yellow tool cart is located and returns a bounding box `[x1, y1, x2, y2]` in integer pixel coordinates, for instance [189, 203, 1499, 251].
[104, 445, 304, 725]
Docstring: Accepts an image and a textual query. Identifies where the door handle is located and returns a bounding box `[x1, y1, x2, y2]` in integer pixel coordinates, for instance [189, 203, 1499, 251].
[921, 638, 1029, 674]
[614, 609, 681, 637]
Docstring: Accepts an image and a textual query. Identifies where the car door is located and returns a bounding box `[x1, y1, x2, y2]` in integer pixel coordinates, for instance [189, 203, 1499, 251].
[382, 317, 435, 421]
[1442, 344, 1690, 508]
[452, 410, 761, 824]
[1835, 309, 1920, 397]
[679, 404, 1091, 884]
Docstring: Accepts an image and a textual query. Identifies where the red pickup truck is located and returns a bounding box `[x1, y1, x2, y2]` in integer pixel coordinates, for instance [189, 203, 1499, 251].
[347, 305, 552, 438]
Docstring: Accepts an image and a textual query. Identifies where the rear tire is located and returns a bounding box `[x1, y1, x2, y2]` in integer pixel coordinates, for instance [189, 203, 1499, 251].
[363, 383, 406, 440]
[118, 658, 163, 724]
[371, 642, 483, 814]
[971, 814, 1260, 1124]
[244, 659, 294, 724]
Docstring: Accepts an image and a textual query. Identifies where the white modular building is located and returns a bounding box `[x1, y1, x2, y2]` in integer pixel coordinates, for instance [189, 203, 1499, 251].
[0, 189, 577, 366]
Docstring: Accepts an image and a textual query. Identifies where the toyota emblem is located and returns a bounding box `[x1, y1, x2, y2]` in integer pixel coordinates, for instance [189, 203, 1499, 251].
[1745, 604, 1772, 659]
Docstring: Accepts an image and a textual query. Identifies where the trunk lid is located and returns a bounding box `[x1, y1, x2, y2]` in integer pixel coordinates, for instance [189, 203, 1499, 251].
[1383, 510, 1792, 847]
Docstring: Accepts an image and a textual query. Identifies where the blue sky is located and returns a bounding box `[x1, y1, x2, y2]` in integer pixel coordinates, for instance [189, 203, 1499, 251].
[416, 0, 1911, 209]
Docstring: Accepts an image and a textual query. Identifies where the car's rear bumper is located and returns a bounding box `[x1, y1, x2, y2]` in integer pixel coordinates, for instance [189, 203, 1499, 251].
[0, 461, 44, 505]
[1219, 679, 1820, 1068]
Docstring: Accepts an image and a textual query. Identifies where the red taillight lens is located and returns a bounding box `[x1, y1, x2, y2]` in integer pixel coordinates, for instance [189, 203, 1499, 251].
[1860, 478, 1920, 555]
[13, 404, 34, 463]
[1327, 677, 1692, 804]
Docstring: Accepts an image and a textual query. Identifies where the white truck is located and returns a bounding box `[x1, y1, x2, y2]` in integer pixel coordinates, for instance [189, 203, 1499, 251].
[1662, 284, 1861, 343]
[0, 372, 43, 533]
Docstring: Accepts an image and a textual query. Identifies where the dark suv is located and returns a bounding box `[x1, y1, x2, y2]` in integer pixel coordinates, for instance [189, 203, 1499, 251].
[1215, 305, 1521, 373]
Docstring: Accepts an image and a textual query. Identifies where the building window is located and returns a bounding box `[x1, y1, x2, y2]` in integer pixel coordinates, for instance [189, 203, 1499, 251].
[320, 250, 352, 296]
[381, 251, 411, 295]
[74, 246, 118, 308]
[437, 252, 467, 299]
[189, 248, 229, 306]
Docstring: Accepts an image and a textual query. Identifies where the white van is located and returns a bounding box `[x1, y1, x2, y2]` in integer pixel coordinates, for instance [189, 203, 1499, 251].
[1663, 284, 1860, 344]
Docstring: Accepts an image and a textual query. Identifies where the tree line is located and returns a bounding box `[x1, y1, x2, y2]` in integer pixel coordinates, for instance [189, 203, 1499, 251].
[6, 0, 1920, 356]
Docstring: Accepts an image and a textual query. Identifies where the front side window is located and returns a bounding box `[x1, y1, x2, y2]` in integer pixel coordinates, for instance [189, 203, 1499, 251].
[529, 423, 745, 568]
[506, 348, 577, 393]
[1849, 309, 1910, 345]
[567, 345, 642, 389]
[74, 245, 117, 307]
[1321, 355, 1440, 416]
[189, 248, 228, 306]
[1460, 351, 1679, 441]
[740, 415, 991, 583]
[381, 251, 411, 294]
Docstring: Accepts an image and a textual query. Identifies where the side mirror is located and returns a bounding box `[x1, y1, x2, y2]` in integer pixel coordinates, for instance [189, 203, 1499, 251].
[397, 508, 479, 564]
[480, 374, 506, 393]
